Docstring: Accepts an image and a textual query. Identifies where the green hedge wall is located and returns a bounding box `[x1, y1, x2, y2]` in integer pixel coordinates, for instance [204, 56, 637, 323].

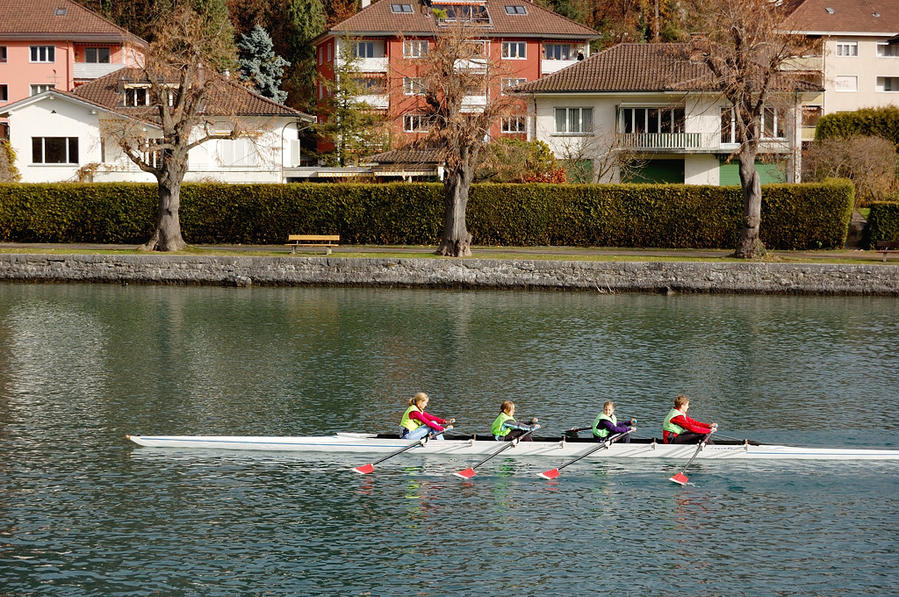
[815, 106, 899, 150]
[865, 202, 899, 247]
[0, 180, 854, 250]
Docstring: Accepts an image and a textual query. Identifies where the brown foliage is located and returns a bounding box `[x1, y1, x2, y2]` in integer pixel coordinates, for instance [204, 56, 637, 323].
[803, 136, 899, 207]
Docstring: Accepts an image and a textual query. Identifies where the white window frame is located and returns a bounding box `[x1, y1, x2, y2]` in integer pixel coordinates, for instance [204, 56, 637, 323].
[834, 75, 858, 92]
[30, 45, 55, 63]
[123, 85, 150, 106]
[502, 115, 526, 133]
[390, 3, 413, 13]
[403, 77, 425, 95]
[876, 43, 899, 57]
[30, 84, 55, 96]
[835, 41, 858, 57]
[31, 137, 78, 164]
[619, 106, 686, 134]
[544, 44, 572, 60]
[760, 106, 787, 140]
[403, 40, 428, 58]
[504, 5, 527, 14]
[218, 137, 259, 167]
[876, 76, 899, 92]
[554, 107, 593, 135]
[501, 77, 526, 94]
[403, 114, 429, 133]
[354, 41, 375, 58]
[502, 41, 526, 59]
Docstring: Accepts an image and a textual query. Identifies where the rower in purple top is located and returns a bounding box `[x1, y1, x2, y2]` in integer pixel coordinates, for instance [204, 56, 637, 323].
[592, 401, 636, 443]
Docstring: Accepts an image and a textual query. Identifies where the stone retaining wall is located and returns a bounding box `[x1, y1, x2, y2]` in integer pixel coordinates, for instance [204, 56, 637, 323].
[0, 253, 897, 295]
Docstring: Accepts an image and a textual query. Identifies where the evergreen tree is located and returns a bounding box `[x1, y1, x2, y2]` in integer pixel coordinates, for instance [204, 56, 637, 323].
[237, 25, 289, 103]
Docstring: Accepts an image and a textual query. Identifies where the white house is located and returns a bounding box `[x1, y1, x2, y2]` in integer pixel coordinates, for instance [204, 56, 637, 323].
[514, 43, 823, 185]
[785, 0, 899, 141]
[1, 68, 314, 183]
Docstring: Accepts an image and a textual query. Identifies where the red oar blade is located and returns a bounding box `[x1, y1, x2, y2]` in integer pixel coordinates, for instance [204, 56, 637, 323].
[669, 472, 689, 485]
[352, 463, 375, 475]
[454, 468, 476, 479]
[538, 468, 560, 480]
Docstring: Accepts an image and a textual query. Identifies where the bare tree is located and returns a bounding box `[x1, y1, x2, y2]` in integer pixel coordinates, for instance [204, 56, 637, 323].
[414, 23, 518, 256]
[554, 131, 646, 183]
[804, 136, 898, 207]
[687, 0, 817, 258]
[107, 5, 242, 252]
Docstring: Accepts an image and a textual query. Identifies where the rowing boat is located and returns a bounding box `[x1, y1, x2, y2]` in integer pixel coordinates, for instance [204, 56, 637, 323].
[126, 433, 899, 460]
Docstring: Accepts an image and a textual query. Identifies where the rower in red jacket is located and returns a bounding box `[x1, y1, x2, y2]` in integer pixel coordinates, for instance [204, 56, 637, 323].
[662, 394, 717, 444]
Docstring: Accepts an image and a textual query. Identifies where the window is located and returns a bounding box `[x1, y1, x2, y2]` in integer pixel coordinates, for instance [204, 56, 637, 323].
[504, 5, 527, 14]
[502, 115, 526, 133]
[353, 42, 375, 58]
[390, 3, 413, 12]
[326, 44, 332, 61]
[0, 85, 7, 102]
[876, 43, 899, 57]
[403, 40, 428, 58]
[502, 41, 526, 59]
[433, 4, 490, 23]
[0, 46, 6, 62]
[403, 77, 425, 95]
[834, 75, 857, 92]
[352, 76, 386, 93]
[462, 40, 487, 57]
[30, 84, 55, 95]
[761, 106, 786, 139]
[84, 47, 110, 63]
[620, 106, 685, 134]
[54, 7, 67, 15]
[31, 137, 78, 164]
[835, 42, 858, 56]
[502, 77, 526, 93]
[403, 114, 429, 132]
[876, 77, 899, 91]
[30, 46, 55, 62]
[721, 108, 741, 144]
[218, 138, 259, 167]
[802, 105, 823, 127]
[554, 107, 592, 134]
[544, 44, 572, 60]
[124, 86, 149, 106]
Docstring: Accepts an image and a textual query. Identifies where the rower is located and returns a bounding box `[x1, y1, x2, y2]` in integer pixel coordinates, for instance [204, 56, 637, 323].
[400, 392, 454, 441]
[662, 394, 717, 444]
[592, 401, 635, 443]
[491, 400, 539, 441]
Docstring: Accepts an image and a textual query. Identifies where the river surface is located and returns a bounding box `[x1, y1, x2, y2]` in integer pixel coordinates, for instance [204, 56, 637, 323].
[0, 284, 897, 596]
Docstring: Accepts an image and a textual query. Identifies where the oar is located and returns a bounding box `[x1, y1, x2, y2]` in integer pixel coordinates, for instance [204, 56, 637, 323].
[669, 432, 712, 485]
[538, 430, 632, 480]
[351, 429, 442, 474]
[454, 426, 539, 479]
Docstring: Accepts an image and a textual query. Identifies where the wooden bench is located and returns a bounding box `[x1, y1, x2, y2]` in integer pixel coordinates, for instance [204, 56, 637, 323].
[875, 240, 899, 262]
[286, 234, 340, 255]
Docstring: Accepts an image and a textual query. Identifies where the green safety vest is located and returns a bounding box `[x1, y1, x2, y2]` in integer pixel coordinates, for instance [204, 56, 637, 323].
[400, 405, 423, 432]
[592, 412, 617, 438]
[662, 408, 685, 436]
[492, 412, 514, 437]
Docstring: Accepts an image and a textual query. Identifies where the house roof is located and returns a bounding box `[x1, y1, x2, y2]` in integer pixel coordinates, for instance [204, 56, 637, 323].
[322, 0, 597, 40]
[72, 68, 311, 120]
[366, 147, 442, 164]
[512, 43, 823, 94]
[785, 0, 899, 34]
[0, 0, 146, 44]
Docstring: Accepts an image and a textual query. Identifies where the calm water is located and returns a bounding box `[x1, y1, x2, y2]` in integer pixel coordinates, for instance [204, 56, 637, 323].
[1, 283, 897, 595]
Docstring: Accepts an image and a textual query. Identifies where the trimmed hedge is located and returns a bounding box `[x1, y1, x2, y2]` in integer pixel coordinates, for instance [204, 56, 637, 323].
[0, 180, 854, 250]
[815, 106, 899, 150]
[865, 202, 899, 247]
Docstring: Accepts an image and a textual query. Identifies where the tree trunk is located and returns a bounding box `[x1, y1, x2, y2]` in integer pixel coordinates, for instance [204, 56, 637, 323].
[733, 147, 766, 259]
[141, 168, 187, 252]
[436, 165, 473, 257]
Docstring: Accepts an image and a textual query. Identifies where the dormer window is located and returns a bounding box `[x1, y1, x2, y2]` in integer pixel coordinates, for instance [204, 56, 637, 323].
[433, 3, 490, 24]
[504, 5, 527, 14]
[390, 3, 413, 13]
[124, 86, 150, 106]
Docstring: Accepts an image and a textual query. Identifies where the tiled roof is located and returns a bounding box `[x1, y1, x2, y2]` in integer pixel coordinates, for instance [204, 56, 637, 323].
[72, 68, 308, 119]
[366, 147, 442, 163]
[324, 0, 597, 39]
[513, 43, 823, 93]
[786, 0, 899, 33]
[0, 0, 146, 43]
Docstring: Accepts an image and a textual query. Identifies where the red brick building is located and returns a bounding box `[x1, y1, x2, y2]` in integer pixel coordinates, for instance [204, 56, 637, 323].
[313, 0, 597, 152]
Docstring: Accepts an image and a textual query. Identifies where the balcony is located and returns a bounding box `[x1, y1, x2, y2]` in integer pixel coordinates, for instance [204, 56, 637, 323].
[73, 62, 126, 80]
[617, 132, 703, 151]
[461, 94, 487, 112]
[355, 94, 389, 110]
[354, 57, 388, 73]
[541, 59, 578, 75]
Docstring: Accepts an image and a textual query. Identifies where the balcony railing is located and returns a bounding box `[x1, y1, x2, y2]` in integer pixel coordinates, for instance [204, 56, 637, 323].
[617, 132, 702, 150]
[355, 94, 389, 110]
[73, 62, 126, 80]
[352, 57, 389, 72]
